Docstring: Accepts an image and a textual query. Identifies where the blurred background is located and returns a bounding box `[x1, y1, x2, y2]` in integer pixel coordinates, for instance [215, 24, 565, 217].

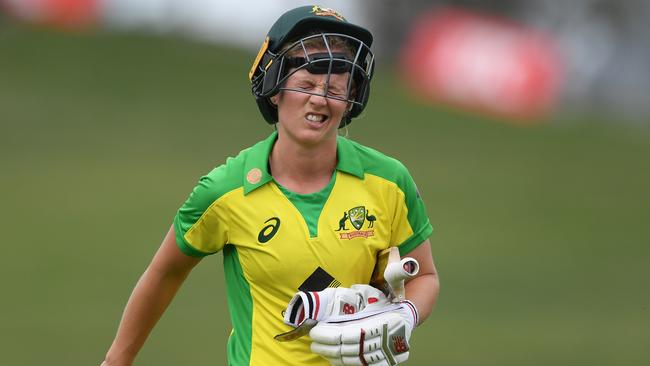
[1, 0, 649, 365]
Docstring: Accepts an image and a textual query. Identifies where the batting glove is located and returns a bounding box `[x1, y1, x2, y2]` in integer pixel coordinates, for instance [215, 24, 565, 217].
[276, 285, 388, 342]
[309, 299, 418, 366]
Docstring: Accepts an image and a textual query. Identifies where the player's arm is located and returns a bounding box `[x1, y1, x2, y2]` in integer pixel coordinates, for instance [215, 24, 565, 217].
[101, 225, 201, 366]
[403, 239, 439, 325]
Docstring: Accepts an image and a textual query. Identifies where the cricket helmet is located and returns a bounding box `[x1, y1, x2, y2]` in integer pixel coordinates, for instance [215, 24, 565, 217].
[249, 5, 375, 127]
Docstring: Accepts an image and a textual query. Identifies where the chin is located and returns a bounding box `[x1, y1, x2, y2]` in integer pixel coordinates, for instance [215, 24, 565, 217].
[293, 127, 337, 147]
[277, 118, 339, 145]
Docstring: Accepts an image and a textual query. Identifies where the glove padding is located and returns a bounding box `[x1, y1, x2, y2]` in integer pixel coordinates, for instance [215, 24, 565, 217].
[276, 285, 387, 342]
[309, 297, 418, 366]
[284, 285, 387, 327]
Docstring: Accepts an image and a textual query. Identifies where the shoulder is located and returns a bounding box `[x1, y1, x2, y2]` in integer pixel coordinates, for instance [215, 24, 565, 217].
[344, 138, 411, 182]
[201, 154, 245, 196]
[187, 139, 265, 206]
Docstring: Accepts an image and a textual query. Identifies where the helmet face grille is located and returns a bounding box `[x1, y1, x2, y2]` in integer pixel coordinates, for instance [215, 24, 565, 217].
[251, 33, 375, 127]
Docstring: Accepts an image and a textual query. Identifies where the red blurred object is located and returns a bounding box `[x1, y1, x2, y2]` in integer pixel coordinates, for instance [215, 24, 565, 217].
[399, 8, 563, 123]
[1, 0, 99, 28]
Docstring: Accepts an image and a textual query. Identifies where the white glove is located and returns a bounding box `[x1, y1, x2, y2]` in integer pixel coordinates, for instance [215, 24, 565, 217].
[276, 285, 387, 342]
[309, 298, 418, 366]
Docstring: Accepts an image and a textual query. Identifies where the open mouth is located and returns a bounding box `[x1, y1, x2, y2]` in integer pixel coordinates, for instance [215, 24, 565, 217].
[305, 113, 329, 124]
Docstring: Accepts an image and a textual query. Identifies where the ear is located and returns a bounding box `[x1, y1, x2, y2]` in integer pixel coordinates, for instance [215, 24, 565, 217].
[270, 95, 279, 106]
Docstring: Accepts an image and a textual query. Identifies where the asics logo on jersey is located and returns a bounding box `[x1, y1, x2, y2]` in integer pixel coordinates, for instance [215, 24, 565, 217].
[258, 217, 281, 243]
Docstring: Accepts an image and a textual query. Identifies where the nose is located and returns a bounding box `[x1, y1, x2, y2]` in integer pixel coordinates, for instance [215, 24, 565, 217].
[308, 88, 328, 106]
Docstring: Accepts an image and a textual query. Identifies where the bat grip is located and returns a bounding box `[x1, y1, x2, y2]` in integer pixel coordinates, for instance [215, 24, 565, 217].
[384, 257, 419, 302]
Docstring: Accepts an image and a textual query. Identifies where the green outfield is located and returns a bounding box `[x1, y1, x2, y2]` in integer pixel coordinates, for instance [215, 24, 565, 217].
[1, 24, 649, 365]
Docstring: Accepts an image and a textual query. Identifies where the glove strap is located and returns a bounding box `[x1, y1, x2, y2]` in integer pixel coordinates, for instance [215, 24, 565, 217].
[401, 300, 419, 327]
[285, 291, 319, 327]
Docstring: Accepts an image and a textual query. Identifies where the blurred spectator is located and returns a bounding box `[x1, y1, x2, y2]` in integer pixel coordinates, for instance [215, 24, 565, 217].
[3, 0, 648, 123]
[369, 0, 650, 123]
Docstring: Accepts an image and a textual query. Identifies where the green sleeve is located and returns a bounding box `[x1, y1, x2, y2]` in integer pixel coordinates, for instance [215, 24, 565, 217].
[173, 167, 230, 257]
[394, 163, 433, 256]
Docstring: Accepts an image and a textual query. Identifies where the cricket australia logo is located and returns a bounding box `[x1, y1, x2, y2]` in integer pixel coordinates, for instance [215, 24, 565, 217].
[335, 205, 376, 240]
[348, 206, 366, 230]
[311, 6, 346, 21]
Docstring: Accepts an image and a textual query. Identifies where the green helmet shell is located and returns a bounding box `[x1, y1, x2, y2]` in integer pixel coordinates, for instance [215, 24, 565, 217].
[249, 5, 375, 127]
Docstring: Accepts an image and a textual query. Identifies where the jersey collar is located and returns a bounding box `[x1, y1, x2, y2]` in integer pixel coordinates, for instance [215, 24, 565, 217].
[335, 135, 365, 179]
[243, 131, 365, 195]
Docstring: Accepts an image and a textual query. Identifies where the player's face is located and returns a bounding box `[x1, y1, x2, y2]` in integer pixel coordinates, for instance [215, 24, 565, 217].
[272, 52, 351, 147]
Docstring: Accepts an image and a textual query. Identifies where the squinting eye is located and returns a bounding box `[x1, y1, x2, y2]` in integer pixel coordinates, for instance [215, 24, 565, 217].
[328, 89, 346, 97]
[296, 83, 312, 90]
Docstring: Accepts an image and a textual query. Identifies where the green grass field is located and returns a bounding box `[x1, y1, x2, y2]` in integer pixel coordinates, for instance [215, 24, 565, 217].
[1, 24, 649, 365]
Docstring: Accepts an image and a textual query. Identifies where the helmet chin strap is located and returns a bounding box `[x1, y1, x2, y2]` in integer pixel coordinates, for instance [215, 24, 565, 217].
[339, 123, 350, 137]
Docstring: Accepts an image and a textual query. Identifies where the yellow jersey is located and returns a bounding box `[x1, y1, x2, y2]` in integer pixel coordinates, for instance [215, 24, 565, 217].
[174, 132, 433, 365]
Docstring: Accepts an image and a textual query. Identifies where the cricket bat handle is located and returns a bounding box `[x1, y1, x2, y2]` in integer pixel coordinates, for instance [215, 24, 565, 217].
[384, 257, 419, 302]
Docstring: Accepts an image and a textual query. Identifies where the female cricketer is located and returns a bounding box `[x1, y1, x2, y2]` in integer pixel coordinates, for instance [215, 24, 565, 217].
[101, 5, 439, 366]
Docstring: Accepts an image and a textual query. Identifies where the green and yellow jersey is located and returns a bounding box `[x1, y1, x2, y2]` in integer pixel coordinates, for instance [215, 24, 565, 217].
[173, 132, 433, 365]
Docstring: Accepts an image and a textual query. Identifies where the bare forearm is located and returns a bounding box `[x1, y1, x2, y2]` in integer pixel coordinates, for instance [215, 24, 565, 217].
[405, 272, 439, 325]
[103, 265, 189, 365]
[102, 226, 200, 366]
